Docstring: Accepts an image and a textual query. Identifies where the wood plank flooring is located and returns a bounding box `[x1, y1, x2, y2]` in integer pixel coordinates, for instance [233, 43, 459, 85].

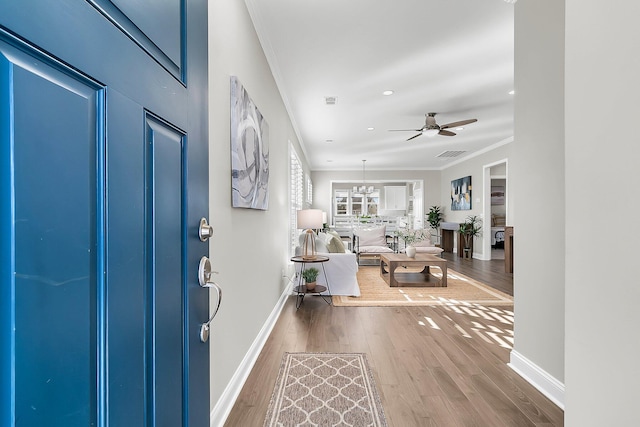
[224, 254, 562, 426]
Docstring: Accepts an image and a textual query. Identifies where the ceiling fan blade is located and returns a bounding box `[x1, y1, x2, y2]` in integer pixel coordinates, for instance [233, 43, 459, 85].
[388, 129, 423, 132]
[406, 133, 423, 141]
[438, 130, 456, 137]
[440, 118, 477, 129]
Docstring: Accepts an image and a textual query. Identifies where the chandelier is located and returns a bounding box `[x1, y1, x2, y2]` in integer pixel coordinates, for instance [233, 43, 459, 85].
[352, 160, 375, 194]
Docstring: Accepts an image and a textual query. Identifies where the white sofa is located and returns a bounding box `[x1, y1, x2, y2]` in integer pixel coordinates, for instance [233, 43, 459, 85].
[294, 231, 360, 297]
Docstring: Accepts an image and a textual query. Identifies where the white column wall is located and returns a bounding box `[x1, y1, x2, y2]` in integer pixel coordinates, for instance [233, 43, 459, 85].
[565, 1, 640, 425]
[510, 0, 565, 401]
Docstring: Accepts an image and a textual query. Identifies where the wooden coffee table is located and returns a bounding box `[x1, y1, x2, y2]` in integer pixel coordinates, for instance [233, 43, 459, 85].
[380, 253, 448, 287]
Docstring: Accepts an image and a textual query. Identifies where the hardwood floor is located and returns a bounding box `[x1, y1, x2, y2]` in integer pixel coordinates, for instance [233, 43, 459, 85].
[440, 252, 513, 296]
[224, 255, 562, 426]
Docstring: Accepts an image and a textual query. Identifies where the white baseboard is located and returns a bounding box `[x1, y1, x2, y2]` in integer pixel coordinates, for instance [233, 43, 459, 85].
[508, 350, 565, 410]
[209, 284, 291, 427]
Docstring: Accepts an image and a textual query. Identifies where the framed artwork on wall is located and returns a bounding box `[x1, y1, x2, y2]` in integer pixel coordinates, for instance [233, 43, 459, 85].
[451, 176, 472, 211]
[230, 76, 270, 210]
[491, 186, 505, 205]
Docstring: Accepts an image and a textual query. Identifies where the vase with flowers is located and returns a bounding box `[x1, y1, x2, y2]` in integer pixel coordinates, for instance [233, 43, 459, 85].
[395, 227, 429, 258]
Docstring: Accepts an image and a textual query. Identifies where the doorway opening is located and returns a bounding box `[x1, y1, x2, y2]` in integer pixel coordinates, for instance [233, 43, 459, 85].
[482, 160, 508, 261]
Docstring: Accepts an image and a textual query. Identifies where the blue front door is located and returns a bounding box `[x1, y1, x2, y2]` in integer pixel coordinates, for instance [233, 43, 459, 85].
[0, 1, 209, 425]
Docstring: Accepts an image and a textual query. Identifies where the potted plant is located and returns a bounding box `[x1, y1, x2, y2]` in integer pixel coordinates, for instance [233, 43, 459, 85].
[426, 206, 444, 244]
[458, 215, 482, 258]
[302, 267, 320, 291]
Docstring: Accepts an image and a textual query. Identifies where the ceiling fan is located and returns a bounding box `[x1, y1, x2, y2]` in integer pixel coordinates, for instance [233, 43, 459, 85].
[389, 112, 477, 141]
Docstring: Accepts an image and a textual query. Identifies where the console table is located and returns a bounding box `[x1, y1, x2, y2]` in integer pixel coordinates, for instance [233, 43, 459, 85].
[440, 222, 459, 253]
[504, 226, 514, 273]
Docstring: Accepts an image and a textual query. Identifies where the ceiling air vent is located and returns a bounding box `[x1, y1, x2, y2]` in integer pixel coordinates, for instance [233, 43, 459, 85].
[324, 96, 337, 105]
[436, 150, 466, 158]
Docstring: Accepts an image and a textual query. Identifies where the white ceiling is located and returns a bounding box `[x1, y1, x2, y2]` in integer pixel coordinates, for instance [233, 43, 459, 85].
[245, 0, 514, 171]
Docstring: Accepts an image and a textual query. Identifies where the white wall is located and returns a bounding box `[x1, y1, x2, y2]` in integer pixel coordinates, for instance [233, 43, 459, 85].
[208, 0, 304, 415]
[511, 0, 565, 402]
[565, 1, 640, 425]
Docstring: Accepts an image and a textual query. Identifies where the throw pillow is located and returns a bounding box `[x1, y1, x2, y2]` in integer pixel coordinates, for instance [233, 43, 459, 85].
[327, 230, 342, 240]
[355, 226, 387, 247]
[326, 235, 346, 253]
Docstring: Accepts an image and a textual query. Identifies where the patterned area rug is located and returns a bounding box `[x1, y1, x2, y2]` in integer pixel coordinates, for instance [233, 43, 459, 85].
[333, 265, 513, 307]
[264, 353, 388, 427]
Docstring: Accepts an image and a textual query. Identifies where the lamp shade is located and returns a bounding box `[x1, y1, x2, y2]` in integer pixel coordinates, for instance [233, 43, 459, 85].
[297, 209, 323, 229]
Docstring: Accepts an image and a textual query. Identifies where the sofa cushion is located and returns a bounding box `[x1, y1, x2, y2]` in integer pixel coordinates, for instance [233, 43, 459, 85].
[414, 246, 444, 255]
[414, 237, 433, 247]
[354, 226, 387, 247]
[359, 245, 393, 253]
[315, 237, 329, 253]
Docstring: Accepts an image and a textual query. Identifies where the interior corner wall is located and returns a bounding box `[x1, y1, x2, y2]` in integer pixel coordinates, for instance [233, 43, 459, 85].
[511, 0, 565, 396]
[207, 0, 302, 412]
[439, 143, 511, 258]
[565, 1, 640, 425]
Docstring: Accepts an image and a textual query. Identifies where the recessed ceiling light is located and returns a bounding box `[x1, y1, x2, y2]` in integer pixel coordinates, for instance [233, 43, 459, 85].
[367, 127, 375, 131]
[325, 139, 333, 143]
[509, 90, 515, 95]
[382, 90, 394, 96]
[456, 127, 464, 131]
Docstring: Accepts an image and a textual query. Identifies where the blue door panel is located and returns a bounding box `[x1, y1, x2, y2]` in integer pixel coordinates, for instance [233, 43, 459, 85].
[86, 0, 186, 80]
[2, 38, 104, 426]
[109, 0, 183, 66]
[0, 0, 209, 424]
[1, 1, 189, 123]
[105, 90, 147, 426]
[146, 115, 186, 427]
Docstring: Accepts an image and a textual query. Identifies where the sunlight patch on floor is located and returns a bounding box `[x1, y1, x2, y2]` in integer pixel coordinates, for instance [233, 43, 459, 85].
[416, 303, 514, 349]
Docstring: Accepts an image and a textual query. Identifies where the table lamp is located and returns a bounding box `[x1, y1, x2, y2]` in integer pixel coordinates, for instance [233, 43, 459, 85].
[297, 209, 323, 260]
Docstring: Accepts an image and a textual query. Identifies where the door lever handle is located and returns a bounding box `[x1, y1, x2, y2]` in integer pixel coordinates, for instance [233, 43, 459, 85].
[199, 281, 222, 343]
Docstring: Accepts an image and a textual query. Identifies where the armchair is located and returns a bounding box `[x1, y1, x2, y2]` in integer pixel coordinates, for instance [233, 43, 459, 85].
[353, 225, 396, 265]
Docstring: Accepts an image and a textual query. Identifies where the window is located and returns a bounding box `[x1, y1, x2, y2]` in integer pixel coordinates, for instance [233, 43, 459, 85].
[366, 192, 380, 215]
[334, 189, 379, 216]
[334, 190, 349, 216]
[306, 173, 313, 205]
[290, 147, 303, 254]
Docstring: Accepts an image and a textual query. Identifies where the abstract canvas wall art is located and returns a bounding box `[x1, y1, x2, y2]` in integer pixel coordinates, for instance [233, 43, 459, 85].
[491, 186, 505, 205]
[230, 76, 269, 210]
[451, 176, 472, 210]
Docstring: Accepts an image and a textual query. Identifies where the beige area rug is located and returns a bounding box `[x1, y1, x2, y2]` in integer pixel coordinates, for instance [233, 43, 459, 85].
[264, 353, 388, 427]
[333, 265, 513, 307]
